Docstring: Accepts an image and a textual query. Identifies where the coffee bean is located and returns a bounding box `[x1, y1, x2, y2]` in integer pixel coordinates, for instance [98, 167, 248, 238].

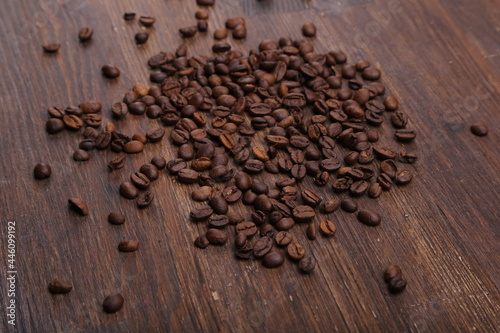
[192, 186, 215, 201]
[68, 197, 88, 216]
[321, 197, 340, 213]
[197, 0, 215, 6]
[380, 160, 398, 178]
[42, 43, 60, 53]
[73, 149, 90, 162]
[130, 172, 150, 190]
[302, 23, 317, 37]
[108, 154, 126, 171]
[391, 111, 409, 128]
[306, 223, 317, 240]
[139, 15, 156, 27]
[119, 182, 139, 199]
[108, 212, 125, 225]
[34, 163, 51, 179]
[377, 173, 393, 190]
[190, 205, 213, 222]
[292, 205, 315, 222]
[232, 24, 247, 39]
[214, 28, 228, 40]
[298, 256, 316, 274]
[341, 199, 358, 213]
[395, 170, 413, 185]
[301, 189, 322, 207]
[384, 96, 399, 111]
[209, 195, 228, 214]
[177, 169, 199, 183]
[384, 265, 403, 282]
[357, 209, 381, 226]
[139, 164, 159, 181]
[394, 129, 417, 142]
[253, 236, 273, 258]
[222, 186, 242, 203]
[399, 152, 418, 164]
[135, 32, 149, 44]
[206, 228, 228, 245]
[124, 12, 136, 21]
[470, 123, 488, 136]
[275, 231, 293, 247]
[78, 27, 93, 42]
[286, 242, 306, 261]
[368, 183, 383, 198]
[151, 156, 166, 170]
[118, 240, 139, 252]
[319, 220, 337, 237]
[63, 115, 84, 131]
[146, 127, 165, 142]
[102, 65, 120, 78]
[195, 10, 208, 19]
[362, 67, 381, 80]
[103, 294, 124, 313]
[123, 140, 144, 154]
[46, 118, 65, 134]
[48, 279, 72, 294]
[262, 250, 284, 268]
[179, 26, 197, 38]
[350, 180, 369, 196]
[235, 221, 258, 237]
[194, 235, 210, 249]
[388, 277, 407, 294]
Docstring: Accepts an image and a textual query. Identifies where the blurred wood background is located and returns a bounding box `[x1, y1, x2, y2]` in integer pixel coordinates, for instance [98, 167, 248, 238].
[0, 0, 498, 332]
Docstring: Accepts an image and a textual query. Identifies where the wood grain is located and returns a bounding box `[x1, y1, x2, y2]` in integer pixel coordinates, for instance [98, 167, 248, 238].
[0, 0, 499, 332]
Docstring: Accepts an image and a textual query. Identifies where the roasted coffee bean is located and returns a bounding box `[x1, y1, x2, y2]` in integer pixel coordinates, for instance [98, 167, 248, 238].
[214, 28, 228, 40]
[222, 186, 242, 203]
[166, 159, 187, 174]
[108, 212, 125, 225]
[292, 205, 315, 222]
[95, 131, 112, 149]
[206, 228, 228, 245]
[139, 15, 156, 27]
[135, 32, 149, 44]
[251, 181, 269, 195]
[151, 156, 166, 170]
[380, 160, 398, 178]
[350, 180, 369, 196]
[108, 154, 126, 171]
[42, 43, 60, 53]
[368, 183, 383, 198]
[79, 139, 95, 151]
[63, 115, 84, 131]
[123, 140, 144, 154]
[286, 242, 306, 261]
[78, 27, 93, 41]
[321, 197, 340, 213]
[319, 220, 337, 237]
[68, 197, 88, 216]
[208, 214, 229, 228]
[341, 199, 358, 212]
[234, 232, 248, 249]
[111, 102, 128, 118]
[195, 10, 209, 19]
[395, 170, 413, 184]
[388, 278, 407, 294]
[302, 23, 317, 37]
[373, 146, 397, 160]
[320, 158, 341, 172]
[209, 195, 228, 214]
[253, 194, 272, 212]
[192, 186, 215, 201]
[179, 26, 197, 38]
[177, 169, 199, 183]
[244, 159, 264, 173]
[197, 0, 215, 5]
[73, 149, 90, 162]
[253, 236, 273, 258]
[103, 294, 124, 313]
[298, 256, 316, 274]
[48, 279, 72, 294]
[131, 172, 150, 190]
[399, 152, 418, 164]
[140, 164, 159, 181]
[190, 205, 213, 222]
[102, 65, 120, 78]
[384, 96, 399, 111]
[236, 221, 258, 237]
[377, 173, 393, 190]
[301, 189, 322, 207]
[391, 111, 408, 128]
[194, 235, 210, 249]
[260, 224, 276, 238]
[470, 123, 488, 136]
[34, 163, 51, 179]
[46, 118, 65, 134]
[357, 209, 381, 226]
[394, 129, 417, 142]
[384, 265, 403, 282]
[362, 67, 381, 80]
[119, 182, 139, 199]
[275, 231, 293, 247]
[235, 171, 252, 190]
[262, 250, 284, 268]
[118, 240, 139, 252]
[232, 24, 247, 39]
[306, 223, 317, 240]
[291, 164, 306, 180]
[124, 12, 136, 21]
[242, 190, 257, 205]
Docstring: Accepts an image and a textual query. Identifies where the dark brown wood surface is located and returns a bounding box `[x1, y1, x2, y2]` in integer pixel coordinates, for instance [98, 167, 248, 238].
[0, 0, 499, 332]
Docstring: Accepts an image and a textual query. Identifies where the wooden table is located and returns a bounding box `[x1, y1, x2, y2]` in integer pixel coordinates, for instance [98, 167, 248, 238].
[0, 0, 499, 332]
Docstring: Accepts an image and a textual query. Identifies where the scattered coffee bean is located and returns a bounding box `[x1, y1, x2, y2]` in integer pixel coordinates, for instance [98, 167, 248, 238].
[384, 265, 403, 282]
[206, 228, 228, 245]
[34, 163, 51, 179]
[103, 294, 124, 313]
[298, 256, 316, 274]
[118, 240, 139, 252]
[123, 140, 144, 154]
[108, 212, 125, 225]
[68, 197, 88, 216]
[137, 191, 154, 208]
[42, 43, 60, 53]
[46, 118, 65, 134]
[388, 277, 407, 294]
[102, 65, 121, 79]
[78, 27, 93, 42]
[286, 242, 306, 261]
[194, 235, 210, 249]
[135, 32, 149, 44]
[357, 209, 381, 226]
[341, 199, 358, 213]
[262, 250, 285, 268]
[124, 12, 136, 21]
[139, 15, 156, 27]
[395, 170, 413, 185]
[306, 223, 317, 240]
[470, 123, 488, 136]
[120, 182, 139, 199]
[73, 149, 90, 162]
[48, 279, 72, 294]
[319, 220, 337, 237]
[302, 23, 317, 37]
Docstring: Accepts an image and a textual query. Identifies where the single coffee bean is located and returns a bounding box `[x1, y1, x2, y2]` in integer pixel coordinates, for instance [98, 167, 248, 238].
[384, 265, 403, 282]
[46, 118, 65, 134]
[357, 209, 381, 226]
[302, 23, 317, 37]
[34, 163, 51, 179]
[103, 294, 124, 313]
[380, 160, 398, 178]
[301, 189, 322, 207]
[286, 242, 306, 261]
[298, 256, 316, 274]
[377, 173, 393, 190]
[68, 197, 88, 216]
[234, 232, 248, 249]
[206, 228, 228, 245]
[395, 170, 413, 184]
[118, 240, 139, 252]
[123, 140, 144, 154]
[78, 27, 94, 41]
[318, 220, 336, 238]
[73, 149, 90, 162]
[63, 115, 84, 131]
[194, 235, 210, 249]
[321, 197, 340, 213]
[208, 214, 229, 228]
[42, 43, 60, 53]
[384, 96, 399, 110]
[306, 223, 317, 240]
[151, 156, 166, 170]
[350, 180, 369, 196]
[260, 224, 276, 238]
[137, 191, 154, 208]
[391, 111, 409, 128]
[108, 154, 126, 171]
[262, 250, 285, 268]
[275, 231, 293, 247]
[394, 128, 417, 142]
[253, 236, 273, 258]
[292, 205, 315, 222]
[190, 205, 214, 222]
[48, 279, 72, 294]
[399, 152, 418, 164]
[388, 277, 407, 294]
[222, 186, 242, 203]
[197, 0, 215, 6]
[368, 183, 383, 198]
[179, 26, 197, 38]
[102, 65, 121, 78]
[470, 123, 488, 136]
[232, 24, 247, 39]
[236, 221, 258, 237]
[119, 182, 139, 199]
[341, 199, 358, 213]
[209, 195, 228, 214]
[214, 28, 228, 40]
[130, 172, 150, 190]
[108, 212, 125, 225]
[139, 15, 156, 27]
[135, 32, 149, 44]
[192, 186, 215, 201]
[139, 164, 159, 181]
[124, 12, 136, 21]
[195, 10, 209, 19]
